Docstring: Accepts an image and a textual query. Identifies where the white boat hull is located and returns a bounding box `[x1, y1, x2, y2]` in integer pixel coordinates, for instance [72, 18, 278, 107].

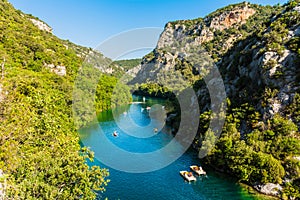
[190, 166, 206, 176]
[180, 171, 196, 182]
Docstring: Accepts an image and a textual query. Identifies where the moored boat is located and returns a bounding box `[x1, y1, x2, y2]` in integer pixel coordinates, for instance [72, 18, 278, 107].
[190, 165, 206, 176]
[179, 171, 196, 182]
[113, 131, 118, 137]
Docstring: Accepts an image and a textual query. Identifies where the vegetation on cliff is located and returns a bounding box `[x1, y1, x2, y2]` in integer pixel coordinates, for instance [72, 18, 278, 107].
[0, 0, 130, 198]
[133, 0, 300, 198]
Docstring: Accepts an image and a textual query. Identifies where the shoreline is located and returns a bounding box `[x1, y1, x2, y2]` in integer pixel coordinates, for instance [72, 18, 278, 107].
[91, 99, 282, 200]
[201, 159, 281, 199]
[238, 183, 278, 200]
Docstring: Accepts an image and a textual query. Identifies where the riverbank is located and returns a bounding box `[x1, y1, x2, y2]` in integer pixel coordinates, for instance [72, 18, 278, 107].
[200, 160, 281, 199]
[239, 183, 278, 200]
[81, 96, 263, 200]
[129, 95, 284, 199]
[132, 94, 287, 199]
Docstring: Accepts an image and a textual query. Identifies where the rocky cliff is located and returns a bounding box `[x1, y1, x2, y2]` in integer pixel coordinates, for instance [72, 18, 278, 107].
[131, 2, 280, 87]
[131, 1, 300, 198]
[132, 1, 300, 124]
[29, 18, 52, 33]
[157, 2, 256, 49]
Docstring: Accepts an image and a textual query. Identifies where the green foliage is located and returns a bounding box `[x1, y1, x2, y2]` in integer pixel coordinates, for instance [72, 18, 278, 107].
[192, 90, 300, 198]
[264, 20, 289, 55]
[270, 114, 298, 136]
[286, 93, 300, 124]
[73, 64, 131, 128]
[0, 0, 82, 77]
[204, 3, 282, 60]
[144, 51, 155, 61]
[283, 158, 300, 180]
[0, 1, 123, 198]
[207, 2, 249, 19]
[199, 129, 216, 157]
[204, 106, 300, 197]
[260, 1, 300, 56]
[134, 1, 300, 199]
[109, 58, 142, 78]
[287, 0, 300, 10]
[111, 59, 141, 71]
[111, 82, 132, 106]
[282, 179, 300, 200]
[174, 58, 200, 84]
[250, 151, 285, 184]
[287, 37, 300, 55]
[0, 70, 109, 199]
[135, 83, 174, 99]
[169, 17, 204, 29]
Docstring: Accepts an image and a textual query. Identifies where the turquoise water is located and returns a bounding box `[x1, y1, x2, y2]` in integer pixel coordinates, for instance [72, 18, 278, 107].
[80, 96, 260, 200]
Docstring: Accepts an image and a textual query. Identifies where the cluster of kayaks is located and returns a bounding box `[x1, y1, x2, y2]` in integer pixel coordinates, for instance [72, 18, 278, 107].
[180, 165, 206, 182]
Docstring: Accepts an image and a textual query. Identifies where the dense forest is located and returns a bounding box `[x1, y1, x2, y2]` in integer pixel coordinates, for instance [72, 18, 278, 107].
[0, 0, 131, 199]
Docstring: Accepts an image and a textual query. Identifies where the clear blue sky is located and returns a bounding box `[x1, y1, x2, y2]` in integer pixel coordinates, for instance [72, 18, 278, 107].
[9, 0, 287, 58]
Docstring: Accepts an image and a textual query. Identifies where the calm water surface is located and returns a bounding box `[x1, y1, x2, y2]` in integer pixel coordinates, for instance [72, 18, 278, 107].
[80, 96, 264, 200]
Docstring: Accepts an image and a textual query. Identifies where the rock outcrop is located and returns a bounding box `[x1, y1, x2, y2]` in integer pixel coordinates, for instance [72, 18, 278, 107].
[254, 183, 283, 196]
[126, 64, 141, 77]
[44, 64, 67, 76]
[131, 2, 300, 197]
[157, 2, 255, 49]
[132, 2, 259, 89]
[29, 18, 52, 33]
[209, 4, 256, 31]
[132, 2, 300, 123]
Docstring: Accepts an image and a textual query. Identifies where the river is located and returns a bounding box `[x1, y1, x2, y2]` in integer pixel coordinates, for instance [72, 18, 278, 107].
[79, 96, 266, 200]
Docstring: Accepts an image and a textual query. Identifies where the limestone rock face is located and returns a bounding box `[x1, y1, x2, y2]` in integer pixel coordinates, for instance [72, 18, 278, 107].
[209, 5, 256, 31]
[29, 18, 52, 33]
[133, 2, 300, 127]
[132, 3, 258, 92]
[294, 5, 300, 13]
[221, 45, 299, 120]
[129, 2, 300, 198]
[254, 183, 283, 196]
[157, 3, 255, 49]
[45, 64, 67, 76]
[126, 64, 142, 77]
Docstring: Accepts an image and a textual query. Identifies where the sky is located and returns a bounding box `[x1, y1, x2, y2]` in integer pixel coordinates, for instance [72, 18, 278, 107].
[9, 0, 287, 59]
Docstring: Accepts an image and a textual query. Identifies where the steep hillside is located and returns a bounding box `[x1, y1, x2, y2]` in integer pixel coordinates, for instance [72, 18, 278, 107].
[131, 1, 300, 198]
[0, 0, 131, 198]
[108, 58, 142, 81]
[130, 2, 282, 87]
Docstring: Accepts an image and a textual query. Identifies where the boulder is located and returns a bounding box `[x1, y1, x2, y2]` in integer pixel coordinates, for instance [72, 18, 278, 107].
[254, 183, 282, 196]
